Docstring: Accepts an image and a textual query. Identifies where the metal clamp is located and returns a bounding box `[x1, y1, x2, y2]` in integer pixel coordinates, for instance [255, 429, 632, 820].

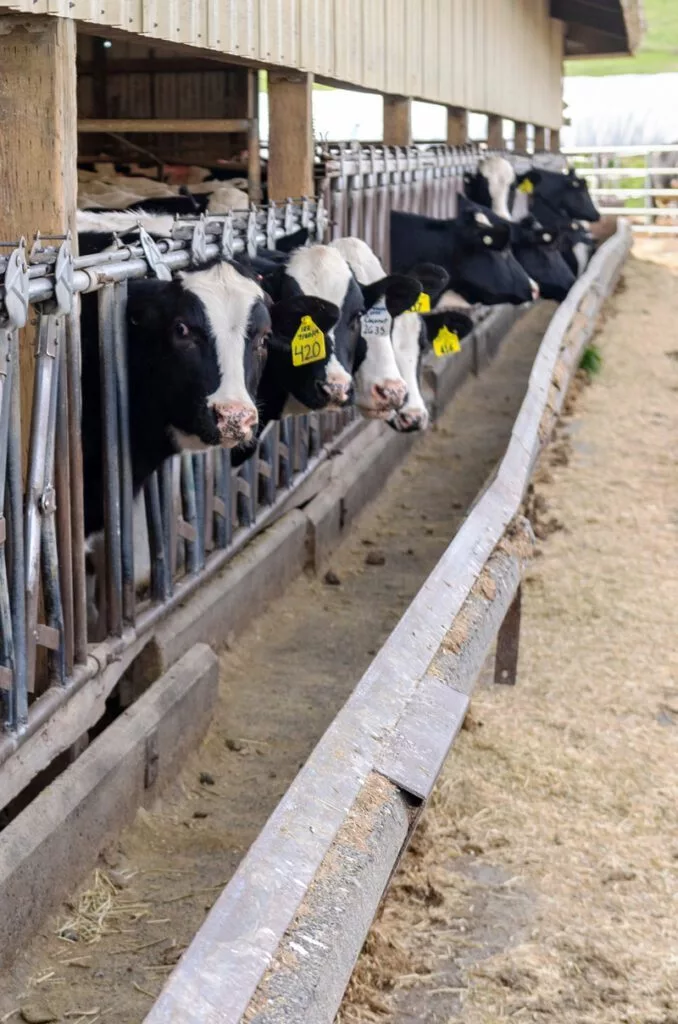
[2, 241, 29, 329]
[266, 202, 277, 250]
[300, 195, 311, 230]
[246, 208, 258, 258]
[139, 227, 172, 281]
[221, 211, 234, 259]
[54, 236, 74, 315]
[190, 216, 208, 265]
[39, 484, 57, 516]
[316, 195, 328, 242]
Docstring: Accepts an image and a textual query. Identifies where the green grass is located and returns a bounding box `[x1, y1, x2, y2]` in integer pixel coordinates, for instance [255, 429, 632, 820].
[566, 0, 678, 77]
[580, 344, 603, 376]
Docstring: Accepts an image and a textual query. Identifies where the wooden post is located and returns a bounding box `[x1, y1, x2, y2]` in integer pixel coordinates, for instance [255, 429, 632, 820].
[383, 96, 412, 147]
[267, 70, 314, 201]
[487, 114, 503, 149]
[0, 15, 78, 460]
[247, 70, 261, 204]
[550, 128, 561, 154]
[534, 125, 546, 152]
[447, 106, 468, 147]
[514, 121, 528, 153]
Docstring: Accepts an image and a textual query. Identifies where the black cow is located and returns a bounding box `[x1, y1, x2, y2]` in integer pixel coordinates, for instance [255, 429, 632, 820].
[390, 196, 534, 306]
[81, 257, 320, 538]
[510, 216, 575, 301]
[513, 167, 599, 277]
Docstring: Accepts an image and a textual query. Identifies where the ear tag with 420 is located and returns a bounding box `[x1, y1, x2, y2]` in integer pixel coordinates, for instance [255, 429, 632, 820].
[292, 316, 327, 366]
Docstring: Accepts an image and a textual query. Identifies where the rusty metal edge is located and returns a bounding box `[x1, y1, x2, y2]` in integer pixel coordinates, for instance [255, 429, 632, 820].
[143, 221, 631, 1024]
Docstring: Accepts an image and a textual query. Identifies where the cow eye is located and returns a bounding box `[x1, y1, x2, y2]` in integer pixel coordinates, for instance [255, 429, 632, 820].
[174, 320, 191, 340]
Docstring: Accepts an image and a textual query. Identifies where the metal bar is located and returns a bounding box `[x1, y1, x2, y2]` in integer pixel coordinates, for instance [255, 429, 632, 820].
[24, 314, 60, 692]
[55, 314, 74, 677]
[98, 285, 123, 637]
[66, 304, 88, 667]
[193, 454, 206, 570]
[143, 473, 169, 603]
[159, 460, 175, 598]
[40, 314, 65, 685]
[7, 327, 27, 727]
[180, 453, 200, 576]
[0, 328, 15, 726]
[113, 280, 135, 625]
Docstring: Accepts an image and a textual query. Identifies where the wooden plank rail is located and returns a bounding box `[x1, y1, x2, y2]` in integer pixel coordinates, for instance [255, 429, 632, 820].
[144, 221, 632, 1024]
[78, 118, 250, 133]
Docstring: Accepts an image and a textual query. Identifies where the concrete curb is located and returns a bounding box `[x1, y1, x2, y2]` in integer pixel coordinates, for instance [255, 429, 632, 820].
[0, 643, 218, 967]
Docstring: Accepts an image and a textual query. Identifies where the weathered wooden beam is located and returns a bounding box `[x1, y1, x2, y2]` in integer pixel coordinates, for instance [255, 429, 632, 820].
[383, 96, 413, 147]
[550, 128, 561, 154]
[247, 70, 261, 204]
[447, 106, 468, 147]
[514, 121, 528, 153]
[78, 118, 249, 133]
[534, 125, 546, 151]
[267, 71, 314, 201]
[0, 14, 78, 460]
[487, 113, 503, 149]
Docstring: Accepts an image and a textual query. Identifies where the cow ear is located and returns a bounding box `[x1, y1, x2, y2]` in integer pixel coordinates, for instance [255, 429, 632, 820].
[382, 274, 423, 318]
[420, 310, 474, 348]
[270, 295, 340, 346]
[274, 227, 309, 254]
[408, 262, 450, 304]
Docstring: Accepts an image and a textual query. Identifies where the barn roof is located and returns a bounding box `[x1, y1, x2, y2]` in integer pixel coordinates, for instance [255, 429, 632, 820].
[553, 0, 644, 57]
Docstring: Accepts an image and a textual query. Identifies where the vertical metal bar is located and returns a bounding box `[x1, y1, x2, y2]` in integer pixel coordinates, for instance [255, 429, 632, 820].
[236, 456, 256, 529]
[204, 449, 214, 555]
[41, 316, 65, 685]
[278, 418, 292, 490]
[143, 473, 170, 603]
[0, 327, 16, 728]
[193, 453, 206, 570]
[113, 279, 135, 626]
[7, 328, 27, 726]
[98, 285, 123, 637]
[180, 453, 200, 575]
[25, 313, 60, 689]
[66, 304, 88, 666]
[158, 459, 174, 596]
[54, 314, 74, 676]
[214, 449, 233, 549]
[494, 584, 522, 686]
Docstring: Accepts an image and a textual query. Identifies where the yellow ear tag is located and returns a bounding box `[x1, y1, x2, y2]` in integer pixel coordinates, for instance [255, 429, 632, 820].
[518, 178, 534, 195]
[410, 291, 431, 314]
[433, 325, 461, 357]
[291, 315, 327, 367]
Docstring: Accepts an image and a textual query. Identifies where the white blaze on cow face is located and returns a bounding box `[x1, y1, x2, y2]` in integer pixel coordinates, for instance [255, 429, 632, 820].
[329, 237, 408, 416]
[387, 312, 429, 432]
[478, 155, 516, 221]
[286, 245, 354, 406]
[179, 261, 262, 447]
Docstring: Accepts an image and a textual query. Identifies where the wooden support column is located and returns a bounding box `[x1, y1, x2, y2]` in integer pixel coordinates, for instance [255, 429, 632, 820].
[383, 96, 412, 147]
[447, 106, 468, 147]
[0, 15, 78, 459]
[534, 125, 546, 152]
[267, 70, 314, 201]
[514, 121, 528, 153]
[247, 70, 261, 204]
[487, 114, 503, 149]
[550, 128, 561, 154]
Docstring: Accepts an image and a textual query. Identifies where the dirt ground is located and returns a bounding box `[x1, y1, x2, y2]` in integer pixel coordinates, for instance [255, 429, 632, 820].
[0, 303, 552, 1024]
[338, 245, 678, 1024]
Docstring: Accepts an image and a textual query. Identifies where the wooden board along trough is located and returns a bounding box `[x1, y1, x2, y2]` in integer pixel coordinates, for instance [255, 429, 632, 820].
[143, 222, 633, 1024]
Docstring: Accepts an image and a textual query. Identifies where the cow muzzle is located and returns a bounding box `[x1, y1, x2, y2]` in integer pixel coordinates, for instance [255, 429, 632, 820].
[318, 373, 353, 408]
[389, 406, 429, 433]
[212, 401, 258, 446]
[361, 379, 409, 418]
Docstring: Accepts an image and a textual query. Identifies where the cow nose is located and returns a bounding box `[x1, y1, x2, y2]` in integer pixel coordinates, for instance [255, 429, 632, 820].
[397, 408, 428, 432]
[213, 401, 258, 445]
[318, 378, 352, 406]
[372, 380, 408, 410]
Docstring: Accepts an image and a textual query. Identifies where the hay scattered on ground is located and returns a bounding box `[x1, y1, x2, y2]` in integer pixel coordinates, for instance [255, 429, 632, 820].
[338, 251, 678, 1023]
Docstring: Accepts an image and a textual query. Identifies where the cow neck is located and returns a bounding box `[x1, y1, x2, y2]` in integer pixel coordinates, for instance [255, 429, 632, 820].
[530, 194, 573, 232]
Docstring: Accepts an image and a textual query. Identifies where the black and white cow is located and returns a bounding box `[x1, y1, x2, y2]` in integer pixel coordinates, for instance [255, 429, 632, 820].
[81, 256, 320, 538]
[513, 167, 600, 277]
[390, 196, 534, 306]
[464, 155, 517, 220]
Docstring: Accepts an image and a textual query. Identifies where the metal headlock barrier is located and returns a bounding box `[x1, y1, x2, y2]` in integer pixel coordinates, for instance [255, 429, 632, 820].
[144, 220, 632, 1024]
[0, 143, 513, 811]
[564, 143, 678, 235]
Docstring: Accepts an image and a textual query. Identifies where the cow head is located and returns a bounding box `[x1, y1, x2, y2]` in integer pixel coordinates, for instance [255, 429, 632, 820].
[451, 197, 535, 305]
[266, 294, 342, 410]
[464, 155, 516, 220]
[517, 168, 600, 223]
[510, 216, 575, 302]
[126, 259, 268, 451]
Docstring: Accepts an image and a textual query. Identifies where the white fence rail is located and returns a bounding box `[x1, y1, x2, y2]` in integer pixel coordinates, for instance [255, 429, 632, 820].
[563, 144, 678, 235]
